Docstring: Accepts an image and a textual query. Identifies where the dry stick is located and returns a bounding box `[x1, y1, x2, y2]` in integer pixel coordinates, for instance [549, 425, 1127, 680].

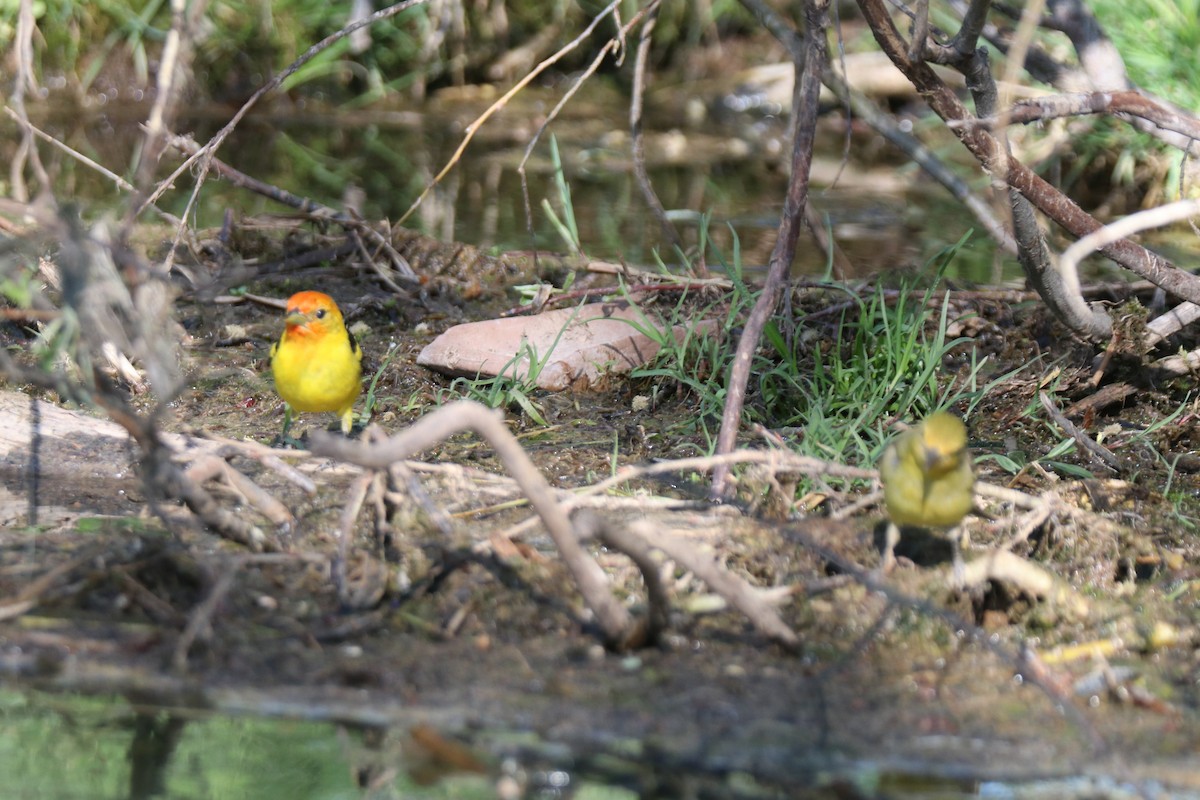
[0, 342, 272, 552]
[1038, 390, 1121, 474]
[113, 566, 187, 625]
[172, 561, 240, 674]
[1, 110, 183, 227]
[333, 470, 375, 605]
[184, 454, 297, 528]
[857, 0, 1200, 310]
[166, 133, 414, 287]
[908, 0, 930, 62]
[389, 460, 456, 536]
[348, 228, 412, 295]
[930, 0, 1110, 342]
[628, 5, 693, 273]
[514, 2, 656, 257]
[0, 551, 96, 622]
[737, 0, 855, 277]
[740, 0, 1016, 256]
[713, 0, 830, 498]
[129, 0, 187, 211]
[576, 512, 671, 648]
[837, 76, 1017, 255]
[100, 403, 276, 552]
[145, 0, 429, 276]
[495, 449, 875, 543]
[1061, 199, 1200, 350]
[950, 0, 992, 54]
[964, 90, 1200, 141]
[8, 0, 51, 203]
[997, 0, 1046, 120]
[1059, 198, 1200, 282]
[404, 0, 622, 227]
[969, 0, 1197, 154]
[628, 520, 800, 648]
[307, 401, 634, 647]
[207, 436, 318, 495]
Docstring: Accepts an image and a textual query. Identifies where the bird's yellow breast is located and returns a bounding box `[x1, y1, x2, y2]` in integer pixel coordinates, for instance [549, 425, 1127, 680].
[879, 413, 974, 529]
[270, 324, 362, 414]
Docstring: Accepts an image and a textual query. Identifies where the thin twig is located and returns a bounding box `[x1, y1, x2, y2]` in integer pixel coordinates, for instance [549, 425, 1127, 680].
[629, 519, 800, 648]
[628, 4, 691, 271]
[408, 0, 622, 227]
[333, 470, 375, 605]
[185, 454, 297, 528]
[1058, 198, 1200, 284]
[858, 0, 1200, 311]
[1038, 391, 1120, 473]
[166, 133, 415, 284]
[514, 2, 656, 264]
[147, 0, 428, 275]
[577, 512, 670, 649]
[714, 0, 831, 497]
[172, 560, 240, 673]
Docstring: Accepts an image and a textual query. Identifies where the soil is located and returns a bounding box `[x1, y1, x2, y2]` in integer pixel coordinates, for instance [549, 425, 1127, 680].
[2, 223, 1200, 797]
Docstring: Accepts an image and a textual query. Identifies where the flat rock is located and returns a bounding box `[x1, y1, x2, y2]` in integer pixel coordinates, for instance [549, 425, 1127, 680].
[417, 302, 717, 391]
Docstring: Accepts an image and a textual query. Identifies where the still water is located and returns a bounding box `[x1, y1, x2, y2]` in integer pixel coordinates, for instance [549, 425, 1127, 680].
[16, 84, 1022, 284]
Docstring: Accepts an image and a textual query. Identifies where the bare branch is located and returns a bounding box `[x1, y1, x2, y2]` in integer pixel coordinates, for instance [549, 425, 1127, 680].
[308, 402, 636, 648]
[856, 0, 1200, 335]
[714, 0, 831, 496]
[628, 520, 800, 649]
[964, 90, 1200, 142]
[629, 5, 691, 271]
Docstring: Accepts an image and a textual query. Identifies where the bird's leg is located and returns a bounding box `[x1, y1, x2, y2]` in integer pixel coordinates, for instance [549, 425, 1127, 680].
[274, 405, 305, 449]
[880, 521, 900, 574]
[949, 524, 967, 589]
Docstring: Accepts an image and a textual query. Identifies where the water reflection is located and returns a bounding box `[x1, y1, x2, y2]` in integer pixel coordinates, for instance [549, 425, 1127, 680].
[7, 96, 1021, 283]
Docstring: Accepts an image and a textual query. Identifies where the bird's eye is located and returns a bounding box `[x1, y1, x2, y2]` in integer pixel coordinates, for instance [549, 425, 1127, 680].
[316, 309, 326, 318]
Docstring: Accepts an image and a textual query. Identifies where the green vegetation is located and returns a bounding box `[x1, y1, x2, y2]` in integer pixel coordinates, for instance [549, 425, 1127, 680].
[624, 233, 994, 477]
[438, 335, 563, 426]
[0, 690, 517, 799]
[1092, 0, 1200, 112]
[360, 340, 400, 427]
[543, 136, 583, 258]
[0, 0, 749, 102]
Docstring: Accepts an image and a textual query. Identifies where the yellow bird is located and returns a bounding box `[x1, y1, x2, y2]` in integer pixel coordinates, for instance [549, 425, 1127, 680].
[269, 290, 362, 438]
[878, 411, 975, 577]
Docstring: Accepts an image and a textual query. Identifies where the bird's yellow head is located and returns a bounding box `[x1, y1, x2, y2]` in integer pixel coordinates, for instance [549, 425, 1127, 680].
[282, 291, 344, 339]
[917, 411, 968, 475]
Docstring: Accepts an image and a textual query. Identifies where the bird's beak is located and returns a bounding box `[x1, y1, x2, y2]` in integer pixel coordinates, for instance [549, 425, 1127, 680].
[285, 309, 312, 329]
[923, 445, 945, 472]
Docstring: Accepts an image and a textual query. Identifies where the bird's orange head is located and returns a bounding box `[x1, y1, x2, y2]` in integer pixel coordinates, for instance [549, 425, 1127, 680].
[282, 291, 344, 338]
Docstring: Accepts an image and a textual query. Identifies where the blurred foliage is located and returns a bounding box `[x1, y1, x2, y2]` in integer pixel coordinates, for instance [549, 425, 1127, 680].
[1061, 0, 1200, 204]
[0, 690, 512, 798]
[1092, 0, 1200, 112]
[0, 0, 756, 104]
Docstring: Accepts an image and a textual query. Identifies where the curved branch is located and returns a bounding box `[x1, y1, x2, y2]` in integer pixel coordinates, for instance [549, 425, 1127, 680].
[309, 402, 635, 648]
[917, 0, 1108, 339]
[858, 0, 1198, 321]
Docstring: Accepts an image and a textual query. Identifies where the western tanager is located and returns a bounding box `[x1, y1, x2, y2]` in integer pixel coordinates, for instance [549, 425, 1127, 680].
[270, 290, 362, 438]
[878, 411, 975, 576]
